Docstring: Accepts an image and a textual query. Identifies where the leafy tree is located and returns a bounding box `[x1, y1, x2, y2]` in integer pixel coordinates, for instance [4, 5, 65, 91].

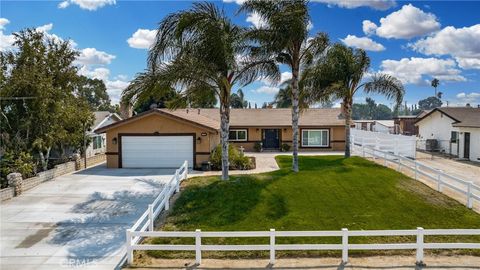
[148, 3, 278, 180]
[75, 76, 115, 112]
[306, 43, 404, 157]
[230, 89, 248, 108]
[240, 0, 329, 172]
[418, 96, 442, 110]
[273, 81, 310, 109]
[376, 104, 393, 120]
[0, 29, 93, 170]
[431, 78, 439, 96]
[122, 69, 216, 114]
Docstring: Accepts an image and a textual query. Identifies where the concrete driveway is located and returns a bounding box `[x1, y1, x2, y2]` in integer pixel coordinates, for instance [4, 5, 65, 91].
[0, 164, 175, 270]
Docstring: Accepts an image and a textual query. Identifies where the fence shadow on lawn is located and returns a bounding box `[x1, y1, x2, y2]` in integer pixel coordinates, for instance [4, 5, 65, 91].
[49, 177, 165, 262]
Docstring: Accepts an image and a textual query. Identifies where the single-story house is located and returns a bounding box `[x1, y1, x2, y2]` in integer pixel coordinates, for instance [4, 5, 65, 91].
[415, 106, 480, 162]
[87, 111, 122, 158]
[95, 108, 346, 169]
[354, 120, 394, 134]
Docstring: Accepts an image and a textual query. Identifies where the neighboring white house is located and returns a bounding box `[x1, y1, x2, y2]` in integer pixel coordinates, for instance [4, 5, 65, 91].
[415, 107, 480, 162]
[87, 111, 122, 157]
[354, 120, 395, 134]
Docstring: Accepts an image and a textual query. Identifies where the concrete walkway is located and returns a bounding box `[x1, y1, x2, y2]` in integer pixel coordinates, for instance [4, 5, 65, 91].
[416, 151, 480, 186]
[191, 151, 344, 176]
[0, 164, 175, 270]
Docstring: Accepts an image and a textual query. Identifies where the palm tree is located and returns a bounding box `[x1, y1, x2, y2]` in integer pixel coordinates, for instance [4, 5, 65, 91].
[231, 89, 248, 108]
[431, 78, 439, 96]
[240, 0, 329, 172]
[148, 2, 279, 180]
[307, 43, 404, 158]
[273, 80, 310, 109]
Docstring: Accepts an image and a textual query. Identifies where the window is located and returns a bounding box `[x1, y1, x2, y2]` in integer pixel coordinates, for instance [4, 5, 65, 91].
[92, 136, 103, 150]
[451, 131, 458, 143]
[229, 129, 247, 141]
[302, 129, 329, 147]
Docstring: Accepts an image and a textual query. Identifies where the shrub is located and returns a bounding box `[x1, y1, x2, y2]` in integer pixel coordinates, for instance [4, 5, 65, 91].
[281, 143, 291, 152]
[253, 142, 262, 152]
[210, 144, 254, 170]
[0, 151, 36, 188]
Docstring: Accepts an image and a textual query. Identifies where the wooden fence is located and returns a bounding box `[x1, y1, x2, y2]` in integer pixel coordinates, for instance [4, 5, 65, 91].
[352, 144, 480, 209]
[126, 160, 188, 264]
[351, 129, 417, 158]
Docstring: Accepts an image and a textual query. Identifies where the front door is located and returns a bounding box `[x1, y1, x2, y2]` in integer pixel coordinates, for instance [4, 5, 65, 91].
[464, 132, 470, 159]
[263, 129, 280, 149]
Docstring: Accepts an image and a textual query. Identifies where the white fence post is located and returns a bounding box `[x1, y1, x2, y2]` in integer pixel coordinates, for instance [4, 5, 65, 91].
[184, 160, 188, 179]
[467, 182, 473, 209]
[394, 138, 399, 155]
[175, 169, 180, 193]
[397, 158, 402, 172]
[384, 152, 387, 166]
[269, 229, 275, 265]
[126, 229, 133, 265]
[148, 204, 154, 231]
[362, 145, 365, 157]
[165, 188, 170, 211]
[195, 229, 202, 265]
[342, 228, 348, 264]
[416, 227, 424, 265]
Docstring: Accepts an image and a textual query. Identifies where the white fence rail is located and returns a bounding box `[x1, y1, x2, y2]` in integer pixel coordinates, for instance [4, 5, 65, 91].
[351, 129, 417, 158]
[126, 160, 188, 264]
[352, 144, 480, 209]
[126, 228, 480, 265]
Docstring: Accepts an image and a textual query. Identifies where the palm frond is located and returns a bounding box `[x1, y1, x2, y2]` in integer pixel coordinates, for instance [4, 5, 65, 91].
[363, 73, 404, 107]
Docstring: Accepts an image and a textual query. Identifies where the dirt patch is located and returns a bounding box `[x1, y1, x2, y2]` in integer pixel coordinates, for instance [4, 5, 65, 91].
[126, 255, 480, 269]
[15, 223, 56, 248]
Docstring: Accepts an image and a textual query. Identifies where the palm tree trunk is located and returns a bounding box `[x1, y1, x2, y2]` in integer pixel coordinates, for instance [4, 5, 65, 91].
[220, 100, 230, 180]
[344, 101, 352, 158]
[291, 66, 300, 172]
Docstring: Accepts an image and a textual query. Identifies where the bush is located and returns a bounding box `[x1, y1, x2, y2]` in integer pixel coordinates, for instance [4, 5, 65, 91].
[210, 144, 254, 170]
[0, 151, 36, 188]
[253, 142, 262, 152]
[281, 143, 291, 152]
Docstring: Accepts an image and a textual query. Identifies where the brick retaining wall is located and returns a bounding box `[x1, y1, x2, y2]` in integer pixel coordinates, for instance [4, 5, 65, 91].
[1, 154, 106, 202]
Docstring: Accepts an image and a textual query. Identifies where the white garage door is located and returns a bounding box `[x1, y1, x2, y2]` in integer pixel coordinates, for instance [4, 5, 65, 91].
[121, 136, 193, 168]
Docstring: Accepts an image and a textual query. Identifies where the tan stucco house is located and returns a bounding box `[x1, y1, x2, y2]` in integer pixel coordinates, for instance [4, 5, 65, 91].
[95, 108, 346, 169]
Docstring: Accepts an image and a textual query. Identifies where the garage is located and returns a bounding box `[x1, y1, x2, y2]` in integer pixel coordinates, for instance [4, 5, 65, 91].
[120, 135, 194, 168]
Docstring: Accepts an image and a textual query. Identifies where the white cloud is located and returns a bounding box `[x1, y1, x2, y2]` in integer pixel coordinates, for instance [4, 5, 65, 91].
[456, 58, 480, 70]
[127, 29, 157, 49]
[36, 23, 53, 32]
[0, 18, 10, 30]
[411, 24, 480, 70]
[0, 18, 14, 51]
[58, 0, 116, 11]
[311, 0, 396, 10]
[76, 48, 116, 65]
[34, 23, 77, 48]
[222, 0, 245, 4]
[362, 20, 377, 35]
[456, 92, 480, 105]
[341, 35, 385, 51]
[379, 57, 465, 85]
[78, 66, 111, 81]
[369, 4, 440, 39]
[259, 71, 292, 85]
[78, 66, 129, 104]
[254, 86, 280, 95]
[246, 13, 267, 29]
[307, 20, 314, 31]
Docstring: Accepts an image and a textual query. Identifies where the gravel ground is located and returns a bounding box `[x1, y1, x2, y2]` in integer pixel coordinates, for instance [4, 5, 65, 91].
[127, 255, 480, 269]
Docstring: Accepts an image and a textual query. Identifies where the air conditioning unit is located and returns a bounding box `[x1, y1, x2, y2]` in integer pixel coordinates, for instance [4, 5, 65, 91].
[426, 139, 438, 152]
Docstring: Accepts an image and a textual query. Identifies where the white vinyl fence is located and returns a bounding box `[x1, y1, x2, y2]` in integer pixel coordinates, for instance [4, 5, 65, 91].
[126, 160, 188, 264]
[351, 129, 417, 158]
[126, 228, 480, 265]
[352, 144, 480, 209]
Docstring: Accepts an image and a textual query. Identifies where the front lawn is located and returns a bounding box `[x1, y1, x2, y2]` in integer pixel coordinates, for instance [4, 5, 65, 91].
[143, 156, 480, 259]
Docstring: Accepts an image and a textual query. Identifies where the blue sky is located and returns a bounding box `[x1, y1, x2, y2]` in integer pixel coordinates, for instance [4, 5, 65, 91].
[1, 0, 479, 109]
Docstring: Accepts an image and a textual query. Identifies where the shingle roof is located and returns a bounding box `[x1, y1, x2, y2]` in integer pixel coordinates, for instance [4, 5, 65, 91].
[92, 111, 111, 129]
[96, 108, 345, 133]
[191, 108, 345, 127]
[416, 107, 480, 128]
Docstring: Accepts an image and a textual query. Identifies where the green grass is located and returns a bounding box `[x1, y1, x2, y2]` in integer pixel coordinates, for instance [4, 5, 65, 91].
[143, 156, 480, 259]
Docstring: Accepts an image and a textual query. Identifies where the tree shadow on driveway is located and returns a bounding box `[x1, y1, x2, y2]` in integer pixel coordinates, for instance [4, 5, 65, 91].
[49, 177, 165, 262]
